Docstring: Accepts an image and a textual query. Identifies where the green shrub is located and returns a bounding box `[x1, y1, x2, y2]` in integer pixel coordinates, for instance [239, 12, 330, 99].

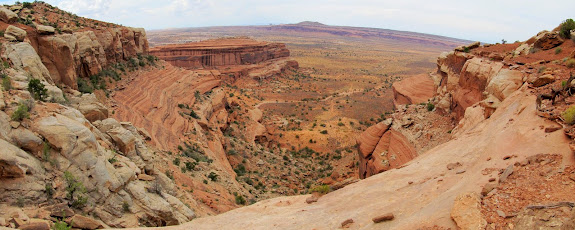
[77, 78, 93, 94]
[234, 193, 246, 205]
[567, 59, 575, 68]
[53, 220, 72, 230]
[64, 171, 88, 208]
[555, 47, 563, 54]
[45, 183, 54, 198]
[319, 130, 328, 134]
[28, 79, 48, 101]
[309, 185, 331, 194]
[22, 2, 32, 9]
[173, 157, 180, 166]
[208, 172, 218, 182]
[122, 201, 130, 213]
[190, 110, 200, 119]
[2, 77, 11, 91]
[426, 103, 435, 111]
[11, 103, 30, 121]
[560, 19, 575, 39]
[562, 106, 575, 124]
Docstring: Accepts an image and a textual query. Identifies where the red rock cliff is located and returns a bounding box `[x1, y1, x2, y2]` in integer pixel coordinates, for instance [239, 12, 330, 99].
[149, 38, 290, 69]
[32, 27, 149, 89]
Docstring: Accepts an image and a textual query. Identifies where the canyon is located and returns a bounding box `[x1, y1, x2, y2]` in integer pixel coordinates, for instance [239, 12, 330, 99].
[1, 2, 575, 230]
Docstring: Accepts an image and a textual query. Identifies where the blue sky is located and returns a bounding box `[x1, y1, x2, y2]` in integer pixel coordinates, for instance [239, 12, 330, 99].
[2, 0, 574, 43]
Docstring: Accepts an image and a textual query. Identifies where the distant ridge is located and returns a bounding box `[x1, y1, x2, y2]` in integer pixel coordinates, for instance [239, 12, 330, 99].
[295, 21, 327, 26]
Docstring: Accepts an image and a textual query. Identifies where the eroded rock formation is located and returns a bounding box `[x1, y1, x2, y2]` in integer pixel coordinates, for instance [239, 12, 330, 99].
[356, 119, 417, 179]
[392, 74, 435, 108]
[150, 38, 298, 79]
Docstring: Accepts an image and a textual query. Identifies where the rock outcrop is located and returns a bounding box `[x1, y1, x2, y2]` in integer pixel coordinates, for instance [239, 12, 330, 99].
[150, 38, 298, 79]
[356, 118, 417, 179]
[433, 51, 525, 120]
[150, 38, 289, 68]
[392, 74, 435, 108]
[35, 27, 149, 89]
[164, 87, 572, 230]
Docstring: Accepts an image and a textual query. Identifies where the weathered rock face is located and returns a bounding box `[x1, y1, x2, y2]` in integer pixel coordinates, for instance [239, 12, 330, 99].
[356, 119, 417, 179]
[5, 25, 26, 42]
[0, 6, 18, 23]
[451, 192, 487, 230]
[531, 31, 564, 50]
[433, 51, 525, 120]
[35, 27, 149, 89]
[392, 74, 435, 108]
[150, 38, 290, 68]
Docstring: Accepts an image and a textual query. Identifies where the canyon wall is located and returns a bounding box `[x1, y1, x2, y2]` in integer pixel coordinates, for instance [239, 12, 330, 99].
[149, 39, 289, 69]
[34, 27, 149, 90]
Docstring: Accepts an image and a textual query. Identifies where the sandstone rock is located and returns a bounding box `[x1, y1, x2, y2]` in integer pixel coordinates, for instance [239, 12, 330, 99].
[305, 195, 319, 204]
[499, 165, 514, 183]
[10, 128, 43, 154]
[372, 213, 395, 223]
[3, 42, 52, 82]
[531, 74, 555, 87]
[36, 25, 55, 35]
[69, 215, 103, 230]
[4, 25, 26, 42]
[47, 203, 75, 218]
[107, 126, 137, 155]
[451, 192, 487, 230]
[0, 139, 44, 178]
[19, 220, 50, 230]
[37, 35, 77, 89]
[513, 43, 531, 56]
[150, 38, 291, 68]
[33, 113, 125, 196]
[392, 74, 435, 108]
[341, 219, 354, 228]
[69, 94, 108, 122]
[481, 182, 498, 196]
[9, 218, 25, 228]
[455, 41, 481, 52]
[0, 6, 17, 23]
[447, 162, 462, 170]
[533, 31, 564, 50]
[138, 174, 154, 181]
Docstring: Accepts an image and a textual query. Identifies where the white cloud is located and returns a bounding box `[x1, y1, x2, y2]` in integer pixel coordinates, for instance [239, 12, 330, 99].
[56, 0, 111, 17]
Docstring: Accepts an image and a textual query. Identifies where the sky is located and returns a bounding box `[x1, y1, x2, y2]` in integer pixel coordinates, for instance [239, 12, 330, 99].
[1, 0, 574, 43]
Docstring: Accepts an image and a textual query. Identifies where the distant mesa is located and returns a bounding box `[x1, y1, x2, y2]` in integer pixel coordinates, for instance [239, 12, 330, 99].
[150, 38, 298, 79]
[294, 21, 327, 26]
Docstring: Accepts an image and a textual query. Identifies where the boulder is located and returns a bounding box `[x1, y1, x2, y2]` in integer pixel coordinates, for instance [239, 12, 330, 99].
[37, 35, 77, 89]
[3, 42, 52, 82]
[4, 25, 27, 42]
[357, 119, 417, 178]
[9, 128, 43, 154]
[107, 126, 137, 155]
[451, 192, 487, 230]
[36, 25, 55, 35]
[531, 74, 555, 87]
[533, 31, 564, 50]
[19, 220, 50, 230]
[69, 94, 108, 122]
[0, 139, 44, 178]
[0, 6, 18, 23]
[69, 215, 103, 230]
[454, 41, 480, 52]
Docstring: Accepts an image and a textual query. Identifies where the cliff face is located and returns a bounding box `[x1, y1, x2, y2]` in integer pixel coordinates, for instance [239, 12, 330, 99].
[34, 27, 149, 90]
[0, 3, 190, 229]
[150, 38, 289, 68]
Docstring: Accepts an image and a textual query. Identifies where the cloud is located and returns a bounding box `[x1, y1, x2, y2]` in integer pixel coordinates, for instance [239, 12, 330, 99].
[56, 0, 112, 17]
